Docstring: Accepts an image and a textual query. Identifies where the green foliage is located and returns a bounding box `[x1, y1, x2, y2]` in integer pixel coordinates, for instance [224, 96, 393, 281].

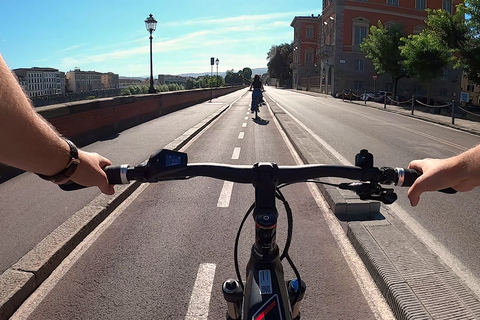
[225, 68, 251, 85]
[360, 21, 406, 97]
[267, 42, 293, 87]
[425, 6, 468, 50]
[400, 31, 451, 80]
[242, 67, 252, 82]
[400, 30, 451, 103]
[424, 1, 480, 84]
[121, 75, 233, 95]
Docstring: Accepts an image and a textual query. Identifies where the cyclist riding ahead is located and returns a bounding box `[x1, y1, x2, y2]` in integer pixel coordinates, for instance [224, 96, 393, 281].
[249, 74, 264, 118]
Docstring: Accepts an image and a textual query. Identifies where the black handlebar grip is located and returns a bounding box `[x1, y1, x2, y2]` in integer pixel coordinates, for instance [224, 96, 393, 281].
[397, 168, 457, 194]
[396, 168, 420, 187]
[104, 165, 130, 185]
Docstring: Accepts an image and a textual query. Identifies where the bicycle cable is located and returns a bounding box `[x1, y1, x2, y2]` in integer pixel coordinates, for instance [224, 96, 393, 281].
[233, 187, 303, 302]
[234, 202, 255, 291]
[276, 187, 302, 306]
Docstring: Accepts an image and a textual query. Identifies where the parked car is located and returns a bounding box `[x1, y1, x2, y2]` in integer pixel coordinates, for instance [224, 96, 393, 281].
[359, 92, 378, 101]
[335, 91, 358, 100]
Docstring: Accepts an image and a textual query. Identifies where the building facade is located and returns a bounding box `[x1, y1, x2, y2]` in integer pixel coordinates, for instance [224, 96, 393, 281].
[292, 0, 463, 102]
[13, 67, 66, 97]
[461, 73, 480, 106]
[66, 69, 104, 92]
[118, 77, 148, 89]
[158, 74, 191, 85]
[291, 15, 321, 90]
[101, 72, 119, 90]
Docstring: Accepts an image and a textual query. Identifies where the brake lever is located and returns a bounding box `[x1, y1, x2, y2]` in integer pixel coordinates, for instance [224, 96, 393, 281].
[337, 182, 398, 204]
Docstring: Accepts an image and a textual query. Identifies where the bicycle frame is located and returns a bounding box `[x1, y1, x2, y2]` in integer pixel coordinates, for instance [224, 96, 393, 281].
[222, 162, 305, 320]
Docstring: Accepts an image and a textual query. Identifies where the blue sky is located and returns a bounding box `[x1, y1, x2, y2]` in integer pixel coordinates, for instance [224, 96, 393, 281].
[0, 1, 322, 77]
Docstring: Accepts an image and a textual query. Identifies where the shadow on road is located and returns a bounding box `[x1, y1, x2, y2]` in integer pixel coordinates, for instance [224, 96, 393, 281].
[252, 117, 269, 125]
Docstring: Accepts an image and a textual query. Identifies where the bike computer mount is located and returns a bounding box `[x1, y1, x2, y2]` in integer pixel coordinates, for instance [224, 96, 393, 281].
[352, 149, 397, 204]
[135, 149, 188, 182]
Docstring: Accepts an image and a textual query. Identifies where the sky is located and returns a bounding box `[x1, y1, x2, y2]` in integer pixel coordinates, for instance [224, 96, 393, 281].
[0, 1, 323, 77]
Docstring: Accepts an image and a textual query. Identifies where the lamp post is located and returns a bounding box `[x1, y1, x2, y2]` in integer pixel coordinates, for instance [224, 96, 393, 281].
[145, 14, 157, 94]
[215, 58, 219, 87]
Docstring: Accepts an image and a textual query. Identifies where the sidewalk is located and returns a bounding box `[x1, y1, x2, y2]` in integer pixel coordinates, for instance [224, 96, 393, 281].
[290, 89, 480, 136]
[350, 98, 480, 136]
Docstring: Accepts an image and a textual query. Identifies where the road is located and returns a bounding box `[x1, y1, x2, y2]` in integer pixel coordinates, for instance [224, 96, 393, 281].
[0, 90, 245, 274]
[265, 88, 480, 293]
[4, 87, 480, 318]
[9, 90, 391, 319]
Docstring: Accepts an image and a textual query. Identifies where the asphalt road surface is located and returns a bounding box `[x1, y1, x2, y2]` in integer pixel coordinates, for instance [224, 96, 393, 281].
[5, 87, 480, 319]
[10, 90, 392, 319]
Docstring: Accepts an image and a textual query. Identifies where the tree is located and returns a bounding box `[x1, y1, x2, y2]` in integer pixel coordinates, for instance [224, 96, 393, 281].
[267, 42, 293, 87]
[400, 31, 451, 104]
[425, 1, 480, 84]
[360, 21, 406, 98]
[242, 67, 252, 83]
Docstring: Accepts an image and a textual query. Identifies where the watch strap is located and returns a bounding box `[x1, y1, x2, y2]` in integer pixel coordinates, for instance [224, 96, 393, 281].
[37, 139, 80, 183]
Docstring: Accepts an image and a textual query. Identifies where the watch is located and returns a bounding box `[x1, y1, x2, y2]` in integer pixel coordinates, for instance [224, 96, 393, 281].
[37, 139, 81, 183]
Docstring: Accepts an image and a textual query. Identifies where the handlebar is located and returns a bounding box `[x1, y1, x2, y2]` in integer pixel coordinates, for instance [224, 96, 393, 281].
[59, 149, 456, 200]
[103, 163, 416, 186]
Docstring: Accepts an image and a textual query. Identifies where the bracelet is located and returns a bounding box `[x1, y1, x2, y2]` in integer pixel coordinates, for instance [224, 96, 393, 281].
[37, 139, 80, 183]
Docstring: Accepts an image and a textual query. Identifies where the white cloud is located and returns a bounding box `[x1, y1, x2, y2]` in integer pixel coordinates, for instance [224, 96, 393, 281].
[56, 11, 308, 75]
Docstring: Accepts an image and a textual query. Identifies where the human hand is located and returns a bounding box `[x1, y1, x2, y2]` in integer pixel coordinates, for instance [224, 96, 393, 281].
[407, 158, 455, 206]
[408, 153, 480, 206]
[69, 150, 115, 195]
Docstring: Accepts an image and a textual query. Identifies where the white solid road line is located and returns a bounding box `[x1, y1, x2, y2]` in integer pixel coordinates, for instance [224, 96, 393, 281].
[184, 263, 217, 320]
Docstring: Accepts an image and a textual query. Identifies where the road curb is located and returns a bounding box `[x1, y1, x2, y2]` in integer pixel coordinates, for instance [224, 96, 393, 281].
[267, 94, 480, 319]
[0, 100, 235, 320]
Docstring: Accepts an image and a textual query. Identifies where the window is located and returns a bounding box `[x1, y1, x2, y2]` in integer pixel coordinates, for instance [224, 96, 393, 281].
[442, 69, 448, 80]
[413, 25, 425, 34]
[443, 0, 452, 13]
[352, 17, 370, 50]
[305, 51, 314, 65]
[387, 0, 399, 5]
[354, 26, 368, 46]
[440, 88, 448, 96]
[354, 81, 363, 90]
[355, 59, 364, 71]
[306, 26, 314, 39]
[416, 0, 426, 10]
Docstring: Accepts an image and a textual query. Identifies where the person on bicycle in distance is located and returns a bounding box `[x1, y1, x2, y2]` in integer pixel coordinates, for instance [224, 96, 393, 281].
[249, 74, 264, 113]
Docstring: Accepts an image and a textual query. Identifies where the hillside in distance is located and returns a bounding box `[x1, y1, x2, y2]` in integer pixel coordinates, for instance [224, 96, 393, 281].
[180, 67, 268, 78]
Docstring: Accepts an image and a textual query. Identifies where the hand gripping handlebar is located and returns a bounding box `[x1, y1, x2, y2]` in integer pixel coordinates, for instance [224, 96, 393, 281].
[59, 149, 456, 196]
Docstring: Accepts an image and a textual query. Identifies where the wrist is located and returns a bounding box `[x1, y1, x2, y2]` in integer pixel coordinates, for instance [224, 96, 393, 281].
[37, 139, 80, 183]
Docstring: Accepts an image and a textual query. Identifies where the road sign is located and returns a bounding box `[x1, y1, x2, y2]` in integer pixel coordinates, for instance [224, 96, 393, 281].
[460, 91, 470, 103]
[372, 74, 377, 80]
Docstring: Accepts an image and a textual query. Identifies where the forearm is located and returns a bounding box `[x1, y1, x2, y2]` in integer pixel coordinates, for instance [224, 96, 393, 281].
[450, 144, 480, 190]
[0, 55, 70, 175]
[408, 144, 480, 206]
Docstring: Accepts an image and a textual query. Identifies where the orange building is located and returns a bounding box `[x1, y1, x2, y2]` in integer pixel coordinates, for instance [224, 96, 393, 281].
[292, 0, 463, 102]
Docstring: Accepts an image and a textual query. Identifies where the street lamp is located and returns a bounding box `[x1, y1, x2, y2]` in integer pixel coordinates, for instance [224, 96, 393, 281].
[215, 58, 219, 87]
[145, 14, 157, 93]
